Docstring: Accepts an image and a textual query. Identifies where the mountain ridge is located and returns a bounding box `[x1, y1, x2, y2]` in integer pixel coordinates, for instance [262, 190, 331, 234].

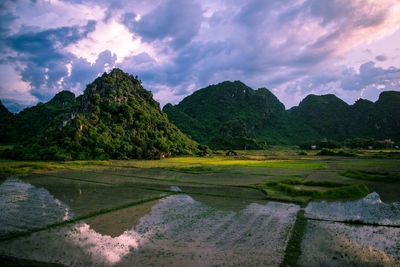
[1, 74, 399, 153]
[164, 82, 400, 148]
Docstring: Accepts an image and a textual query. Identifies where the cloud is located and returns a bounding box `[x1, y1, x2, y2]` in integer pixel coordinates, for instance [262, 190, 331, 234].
[375, 55, 388, 62]
[341, 61, 400, 92]
[4, 20, 96, 101]
[275, 61, 400, 108]
[122, 0, 203, 49]
[64, 50, 117, 91]
[160, 0, 399, 98]
[1, 0, 400, 112]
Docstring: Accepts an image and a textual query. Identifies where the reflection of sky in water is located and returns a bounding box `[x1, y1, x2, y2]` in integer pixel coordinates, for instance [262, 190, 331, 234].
[305, 192, 400, 225]
[1, 181, 399, 266]
[0, 183, 300, 266]
[63, 194, 299, 265]
[0, 178, 73, 237]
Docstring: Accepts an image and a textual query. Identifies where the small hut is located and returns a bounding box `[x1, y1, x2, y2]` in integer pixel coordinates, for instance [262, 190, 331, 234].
[226, 149, 237, 156]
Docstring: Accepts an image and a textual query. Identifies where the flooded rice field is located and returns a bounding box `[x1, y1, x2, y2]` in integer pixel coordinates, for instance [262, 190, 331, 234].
[302, 193, 400, 266]
[0, 178, 298, 266]
[0, 178, 74, 238]
[305, 192, 400, 225]
[0, 175, 399, 266]
[299, 221, 400, 266]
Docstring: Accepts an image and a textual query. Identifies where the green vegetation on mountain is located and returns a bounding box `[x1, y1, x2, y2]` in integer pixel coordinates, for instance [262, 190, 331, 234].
[164, 81, 400, 148]
[0, 100, 17, 144]
[3, 69, 200, 160]
[208, 120, 267, 150]
[289, 94, 351, 140]
[291, 91, 400, 142]
[2, 75, 399, 155]
[14, 90, 77, 142]
[163, 81, 318, 149]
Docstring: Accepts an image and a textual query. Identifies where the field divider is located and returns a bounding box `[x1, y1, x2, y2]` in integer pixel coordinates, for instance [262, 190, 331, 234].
[0, 194, 172, 243]
[305, 216, 400, 228]
[280, 209, 307, 267]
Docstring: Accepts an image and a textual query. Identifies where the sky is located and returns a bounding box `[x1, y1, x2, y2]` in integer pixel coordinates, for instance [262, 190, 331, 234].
[1, 0, 400, 112]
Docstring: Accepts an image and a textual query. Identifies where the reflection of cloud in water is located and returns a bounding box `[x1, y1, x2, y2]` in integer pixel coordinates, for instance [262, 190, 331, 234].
[67, 223, 143, 264]
[0, 178, 73, 238]
[0, 193, 299, 266]
[69, 194, 299, 266]
[2, 184, 399, 266]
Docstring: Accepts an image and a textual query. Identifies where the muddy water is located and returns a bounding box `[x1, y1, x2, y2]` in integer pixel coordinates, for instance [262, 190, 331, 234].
[0, 180, 300, 266]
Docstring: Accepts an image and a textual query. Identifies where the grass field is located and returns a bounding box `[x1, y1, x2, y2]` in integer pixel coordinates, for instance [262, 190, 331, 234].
[1, 149, 399, 204]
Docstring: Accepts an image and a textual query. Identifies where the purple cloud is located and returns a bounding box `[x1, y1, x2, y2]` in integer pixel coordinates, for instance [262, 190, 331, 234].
[122, 0, 203, 49]
[0, 0, 399, 112]
[341, 61, 400, 91]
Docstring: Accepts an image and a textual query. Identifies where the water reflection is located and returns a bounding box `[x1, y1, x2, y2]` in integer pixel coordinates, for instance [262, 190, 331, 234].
[1, 178, 399, 266]
[85, 199, 160, 237]
[0, 178, 73, 238]
[0, 181, 300, 266]
[70, 194, 299, 266]
[305, 192, 400, 225]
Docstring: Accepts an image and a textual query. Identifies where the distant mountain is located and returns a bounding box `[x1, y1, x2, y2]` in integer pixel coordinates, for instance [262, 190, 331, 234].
[289, 94, 352, 140]
[290, 91, 400, 142]
[163, 81, 318, 148]
[371, 91, 400, 140]
[4, 69, 200, 160]
[164, 82, 400, 148]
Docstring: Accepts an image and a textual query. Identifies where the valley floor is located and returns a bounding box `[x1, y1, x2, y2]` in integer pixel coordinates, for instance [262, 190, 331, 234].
[0, 149, 399, 266]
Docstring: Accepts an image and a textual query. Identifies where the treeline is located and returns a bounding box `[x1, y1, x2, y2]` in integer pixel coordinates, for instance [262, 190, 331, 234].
[299, 138, 398, 150]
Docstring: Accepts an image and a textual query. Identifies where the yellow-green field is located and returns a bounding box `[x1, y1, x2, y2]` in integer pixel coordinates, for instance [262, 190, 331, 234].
[1, 149, 399, 204]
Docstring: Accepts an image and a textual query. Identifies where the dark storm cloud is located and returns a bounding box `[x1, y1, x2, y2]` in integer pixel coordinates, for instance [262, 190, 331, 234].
[4, 20, 96, 100]
[7, 20, 96, 56]
[122, 0, 203, 49]
[0, 1, 18, 51]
